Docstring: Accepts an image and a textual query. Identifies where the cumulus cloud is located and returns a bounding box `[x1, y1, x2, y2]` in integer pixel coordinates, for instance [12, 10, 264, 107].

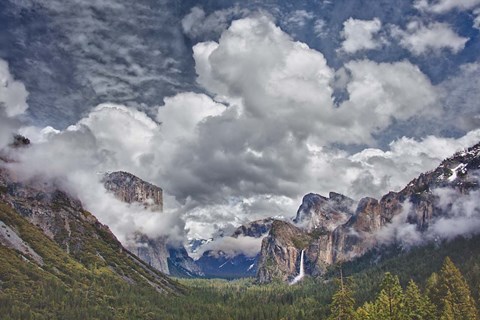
[392, 21, 468, 55]
[339, 18, 383, 53]
[414, 0, 480, 13]
[157, 92, 226, 141]
[2, 15, 478, 251]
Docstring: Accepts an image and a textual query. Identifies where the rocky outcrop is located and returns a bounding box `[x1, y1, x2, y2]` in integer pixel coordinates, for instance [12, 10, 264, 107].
[293, 192, 355, 232]
[103, 171, 163, 211]
[257, 142, 480, 282]
[232, 218, 274, 238]
[103, 171, 202, 277]
[257, 220, 312, 283]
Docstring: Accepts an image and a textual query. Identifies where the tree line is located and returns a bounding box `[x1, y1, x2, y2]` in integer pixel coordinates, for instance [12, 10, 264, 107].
[329, 257, 478, 320]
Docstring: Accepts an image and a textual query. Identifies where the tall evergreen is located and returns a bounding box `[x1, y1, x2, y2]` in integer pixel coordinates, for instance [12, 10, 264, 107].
[328, 274, 356, 320]
[436, 257, 477, 320]
[355, 301, 378, 320]
[439, 290, 455, 320]
[403, 279, 435, 320]
[375, 272, 404, 320]
[425, 272, 440, 307]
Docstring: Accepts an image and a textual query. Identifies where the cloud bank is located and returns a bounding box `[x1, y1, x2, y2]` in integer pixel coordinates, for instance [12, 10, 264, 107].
[1, 13, 479, 249]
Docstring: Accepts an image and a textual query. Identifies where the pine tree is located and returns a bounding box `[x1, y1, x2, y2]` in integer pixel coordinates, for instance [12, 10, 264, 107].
[439, 290, 455, 320]
[328, 273, 356, 320]
[425, 272, 440, 307]
[437, 257, 477, 320]
[403, 279, 435, 320]
[355, 301, 378, 320]
[375, 272, 404, 320]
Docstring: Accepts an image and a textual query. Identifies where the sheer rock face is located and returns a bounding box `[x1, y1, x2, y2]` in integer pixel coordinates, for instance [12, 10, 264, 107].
[127, 233, 170, 274]
[257, 220, 311, 283]
[103, 171, 163, 211]
[257, 142, 480, 283]
[102, 171, 202, 277]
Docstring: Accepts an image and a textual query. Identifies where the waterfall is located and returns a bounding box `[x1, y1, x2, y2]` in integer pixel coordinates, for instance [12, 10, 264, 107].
[289, 249, 305, 285]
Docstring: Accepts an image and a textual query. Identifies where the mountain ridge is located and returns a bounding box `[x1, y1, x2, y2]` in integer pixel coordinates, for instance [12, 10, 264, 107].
[256, 141, 480, 283]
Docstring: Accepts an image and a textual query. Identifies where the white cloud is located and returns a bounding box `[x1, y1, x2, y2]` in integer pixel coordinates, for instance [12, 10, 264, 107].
[414, 0, 480, 13]
[340, 18, 383, 53]
[73, 103, 160, 171]
[393, 21, 468, 55]
[474, 8, 480, 29]
[4, 15, 478, 248]
[336, 59, 438, 142]
[157, 92, 226, 142]
[0, 58, 29, 150]
[0, 59, 29, 117]
[306, 129, 480, 201]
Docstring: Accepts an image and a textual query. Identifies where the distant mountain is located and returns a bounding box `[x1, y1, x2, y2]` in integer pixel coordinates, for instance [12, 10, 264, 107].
[257, 142, 480, 283]
[103, 171, 203, 277]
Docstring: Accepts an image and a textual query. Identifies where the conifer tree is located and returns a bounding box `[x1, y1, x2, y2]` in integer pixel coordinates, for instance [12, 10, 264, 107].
[436, 257, 477, 320]
[328, 273, 356, 320]
[403, 279, 435, 320]
[375, 272, 404, 320]
[439, 290, 455, 320]
[355, 301, 378, 320]
[425, 272, 440, 307]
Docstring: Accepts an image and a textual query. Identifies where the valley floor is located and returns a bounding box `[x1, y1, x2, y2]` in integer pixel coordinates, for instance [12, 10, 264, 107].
[2, 225, 480, 319]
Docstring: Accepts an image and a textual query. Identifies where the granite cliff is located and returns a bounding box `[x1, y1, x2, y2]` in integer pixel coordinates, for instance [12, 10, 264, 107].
[103, 171, 202, 277]
[257, 142, 480, 283]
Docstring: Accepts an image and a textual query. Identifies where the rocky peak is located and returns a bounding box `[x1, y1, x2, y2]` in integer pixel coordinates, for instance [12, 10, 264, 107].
[351, 197, 382, 233]
[293, 192, 355, 232]
[257, 141, 480, 283]
[232, 218, 274, 238]
[10, 135, 30, 148]
[103, 171, 163, 211]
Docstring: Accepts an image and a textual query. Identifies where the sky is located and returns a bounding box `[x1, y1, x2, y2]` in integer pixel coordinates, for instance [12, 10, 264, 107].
[1, 0, 480, 245]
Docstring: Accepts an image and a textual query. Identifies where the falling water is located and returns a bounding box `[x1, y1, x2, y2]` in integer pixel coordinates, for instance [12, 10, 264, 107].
[289, 249, 305, 285]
